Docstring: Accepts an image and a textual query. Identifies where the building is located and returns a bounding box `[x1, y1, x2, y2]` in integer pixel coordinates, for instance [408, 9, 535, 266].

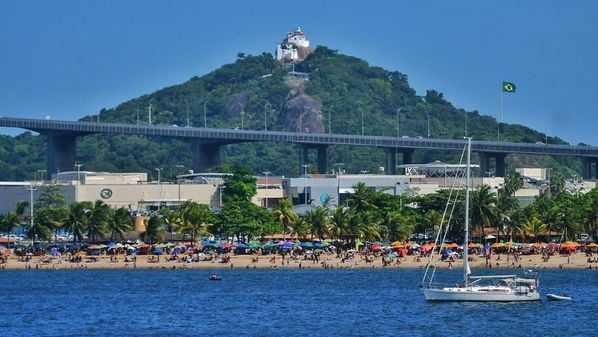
[275, 27, 310, 62]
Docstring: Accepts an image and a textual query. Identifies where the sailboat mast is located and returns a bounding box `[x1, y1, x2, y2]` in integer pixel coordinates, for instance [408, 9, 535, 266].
[463, 138, 471, 286]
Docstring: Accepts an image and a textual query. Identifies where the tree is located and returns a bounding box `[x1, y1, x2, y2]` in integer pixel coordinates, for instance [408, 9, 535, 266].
[304, 206, 330, 240]
[63, 201, 91, 244]
[160, 208, 182, 241]
[178, 201, 214, 243]
[347, 182, 377, 213]
[222, 166, 257, 203]
[27, 208, 52, 241]
[272, 199, 298, 239]
[142, 215, 165, 243]
[470, 185, 498, 240]
[329, 206, 350, 240]
[549, 172, 566, 197]
[522, 214, 547, 241]
[107, 207, 132, 241]
[87, 200, 110, 243]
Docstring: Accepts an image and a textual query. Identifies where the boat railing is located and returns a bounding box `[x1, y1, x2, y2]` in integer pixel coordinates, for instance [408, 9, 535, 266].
[421, 281, 461, 289]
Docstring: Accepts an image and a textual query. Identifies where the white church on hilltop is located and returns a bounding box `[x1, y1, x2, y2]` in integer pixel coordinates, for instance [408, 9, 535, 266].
[275, 27, 310, 62]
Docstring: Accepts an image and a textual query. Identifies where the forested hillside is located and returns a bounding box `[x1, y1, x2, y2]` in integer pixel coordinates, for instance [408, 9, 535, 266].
[0, 47, 578, 181]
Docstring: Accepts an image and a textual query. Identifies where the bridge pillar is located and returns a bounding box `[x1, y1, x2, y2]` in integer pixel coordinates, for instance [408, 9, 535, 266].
[298, 144, 328, 175]
[400, 149, 414, 165]
[191, 140, 222, 173]
[582, 157, 597, 179]
[385, 148, 397, 175]
[47, 134, 77, 178]
[479, 152, 507, 177]
[316, 145, 328, 174]
[495, 153, 506, 177]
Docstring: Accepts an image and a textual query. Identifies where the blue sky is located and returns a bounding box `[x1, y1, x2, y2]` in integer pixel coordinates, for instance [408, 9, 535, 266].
[1, 0, 597, 145]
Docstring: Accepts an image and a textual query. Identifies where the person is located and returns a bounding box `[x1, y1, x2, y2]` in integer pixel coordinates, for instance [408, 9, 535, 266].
[210, 272, 220, 280]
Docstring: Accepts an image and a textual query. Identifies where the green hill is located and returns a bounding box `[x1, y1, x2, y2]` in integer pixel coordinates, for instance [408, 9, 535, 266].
[0, 46, 578, 181]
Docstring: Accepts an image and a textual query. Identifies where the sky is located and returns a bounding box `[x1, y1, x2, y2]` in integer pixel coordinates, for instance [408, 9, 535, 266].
[1, 0, 597, 145]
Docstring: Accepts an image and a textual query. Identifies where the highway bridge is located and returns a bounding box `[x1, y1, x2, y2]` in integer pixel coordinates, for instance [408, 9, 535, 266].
[1, 117, 597, 179]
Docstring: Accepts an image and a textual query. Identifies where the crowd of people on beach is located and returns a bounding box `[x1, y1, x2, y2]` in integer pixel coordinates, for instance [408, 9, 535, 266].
[1, 239, 597, 270]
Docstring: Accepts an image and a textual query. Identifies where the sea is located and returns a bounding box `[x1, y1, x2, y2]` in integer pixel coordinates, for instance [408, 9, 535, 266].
[0, 268, 595, 337]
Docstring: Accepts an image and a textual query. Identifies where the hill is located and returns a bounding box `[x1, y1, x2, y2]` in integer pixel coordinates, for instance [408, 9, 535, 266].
[0, 47, 579, 181]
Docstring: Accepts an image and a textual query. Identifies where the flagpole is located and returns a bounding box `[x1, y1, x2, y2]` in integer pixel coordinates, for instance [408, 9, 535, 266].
[498, 88, 503, 141]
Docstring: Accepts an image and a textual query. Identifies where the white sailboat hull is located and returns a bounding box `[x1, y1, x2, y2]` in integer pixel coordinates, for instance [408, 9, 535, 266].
[423, 287, 540, 302]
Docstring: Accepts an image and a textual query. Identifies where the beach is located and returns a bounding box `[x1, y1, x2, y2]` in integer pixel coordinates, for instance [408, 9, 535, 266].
[1, 250, 595, 271]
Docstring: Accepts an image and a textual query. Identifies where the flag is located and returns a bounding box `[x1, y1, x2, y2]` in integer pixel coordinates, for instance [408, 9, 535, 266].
[502, 81, 516, 93]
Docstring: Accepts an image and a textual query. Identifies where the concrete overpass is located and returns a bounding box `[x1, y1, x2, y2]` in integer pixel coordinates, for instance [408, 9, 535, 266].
[1, 117, 597, 179]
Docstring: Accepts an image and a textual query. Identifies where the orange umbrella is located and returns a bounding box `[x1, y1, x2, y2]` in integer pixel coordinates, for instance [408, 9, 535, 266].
[561, 241, 580, 248]
[532, 242, 546, 248]
[443, 242, 458, 248]
[490, 242, 504, 248]
[587, 243, 598, 248]
[468, 242, 481, 248]
[404, 242, 413, 247]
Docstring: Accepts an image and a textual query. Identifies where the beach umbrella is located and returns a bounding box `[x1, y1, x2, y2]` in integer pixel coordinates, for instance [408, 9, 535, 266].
[561, 241, 580, 248]
[248, 242, 260, 249]
[234, 242, 248, 249]
[490, 242, 504, 248]
[300, 242, 314, 248]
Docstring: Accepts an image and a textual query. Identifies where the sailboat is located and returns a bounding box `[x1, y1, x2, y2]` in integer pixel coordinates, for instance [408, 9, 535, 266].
[422, 138, 540, 302]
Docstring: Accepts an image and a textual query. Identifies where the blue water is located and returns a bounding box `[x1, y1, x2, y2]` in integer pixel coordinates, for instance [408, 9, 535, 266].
[0, 268, 595, 336]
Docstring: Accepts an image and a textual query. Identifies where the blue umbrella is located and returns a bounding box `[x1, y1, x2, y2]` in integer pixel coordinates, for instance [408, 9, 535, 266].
[300, 242, 314, 248]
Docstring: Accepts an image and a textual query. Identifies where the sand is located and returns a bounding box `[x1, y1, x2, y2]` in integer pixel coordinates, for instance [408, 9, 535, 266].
[1, 250, 596, 271]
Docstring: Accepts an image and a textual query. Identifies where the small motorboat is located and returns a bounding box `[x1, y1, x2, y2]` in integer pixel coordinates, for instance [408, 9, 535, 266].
[546, 293, 572, 301]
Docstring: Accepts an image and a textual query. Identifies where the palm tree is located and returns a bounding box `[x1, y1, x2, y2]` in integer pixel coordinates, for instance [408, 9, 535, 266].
[87, 200, 110, 243]
[63, 201, 91, 244]
[304, 206, 330, 240]
[27, 208, 52, 242]
[178, 202, 214, 243]
[470, 185, 498, 241]
[522, 214, 548, 242]
[142, 215, 165, 243]
[347, 182, 377, 213]
[329, 206, 350, 240]
[160, 208, 182, 241]
[106, 207, 132, 241]
[272, 199, 298, 239]
[288, 217, 309, 239]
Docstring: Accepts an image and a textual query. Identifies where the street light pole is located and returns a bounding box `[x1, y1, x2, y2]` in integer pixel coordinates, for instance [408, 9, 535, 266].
[148, 98, 154, 125]
[175, 165, 184, 205]
[262, 171, 271, 208]
[75, 164, 83, 185]
[426, 109, 430, 138]
[185, 100, 190, 127]
[155, 167, 163, 211]
[25, 182, 38, 245]
[37, 169, 46, 182]
[360, 108, 364, 136]
[203, 99, 209, 128]
[396, 108, 402, 138]
[301, 164, 310, 205]
[264, 103, 270, 131]
[155, 167, 162, 184]
[328, 105, 334, 134]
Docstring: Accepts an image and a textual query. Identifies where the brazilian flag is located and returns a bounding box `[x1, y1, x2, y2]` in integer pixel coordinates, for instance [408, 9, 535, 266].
[502, 81, 516, 93]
